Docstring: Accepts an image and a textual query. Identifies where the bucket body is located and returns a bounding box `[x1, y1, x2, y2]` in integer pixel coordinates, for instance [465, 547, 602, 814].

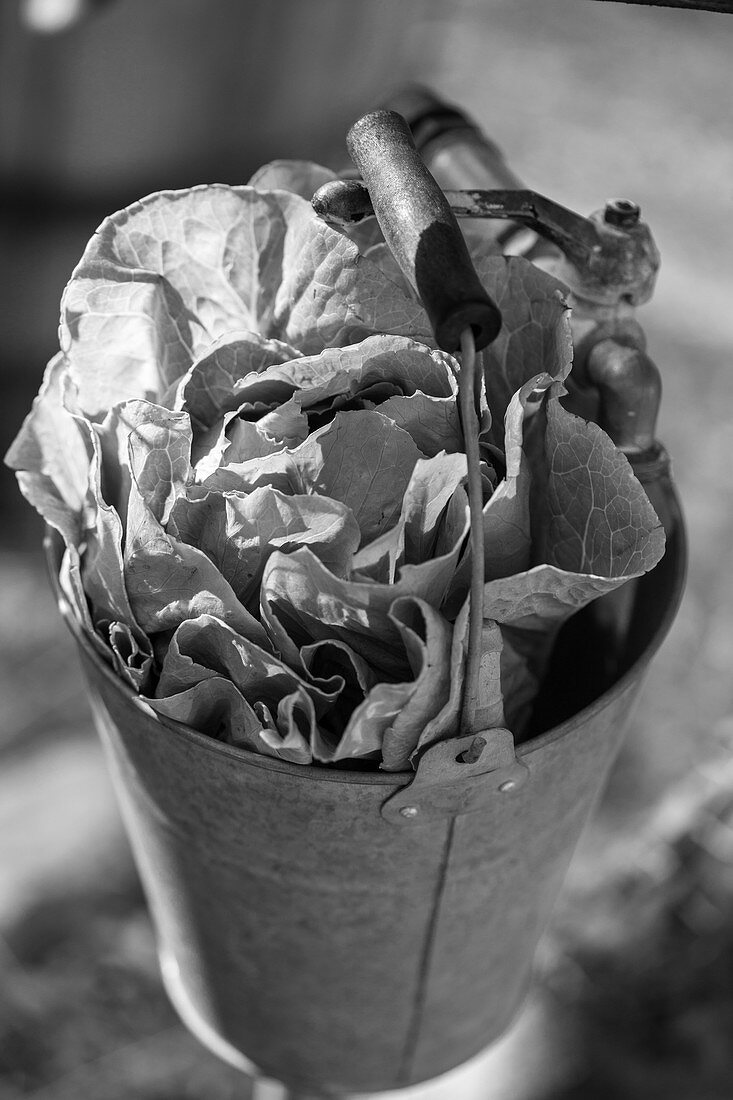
[49, 482, 686, 1096]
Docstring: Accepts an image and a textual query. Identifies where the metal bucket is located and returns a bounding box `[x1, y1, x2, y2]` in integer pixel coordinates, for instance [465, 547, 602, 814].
[46, 471, 686, 1097]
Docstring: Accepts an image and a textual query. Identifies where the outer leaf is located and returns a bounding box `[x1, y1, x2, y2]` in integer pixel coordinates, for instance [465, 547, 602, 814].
[154, 614, 334, 758]
[5, 355, 91, 545]
[14, 471, 82, 549]
[474, 384, 664, 737]
[75, 422, 149, 651]
[472, 255, 573, 448]
[444, 374, 546, 617]
[60, 186, 429, 418]
[473, 620, 507, 732]
[149, 678, 312, 764]
[538, 392, 666, 577]
[412, 605, 506, 759]
[247, 160, 336, 199]
[58, 544, 113, 664]
[62, 270, 196, 418]
[361, 243, 416, 297]
[483, 562, 648, 632]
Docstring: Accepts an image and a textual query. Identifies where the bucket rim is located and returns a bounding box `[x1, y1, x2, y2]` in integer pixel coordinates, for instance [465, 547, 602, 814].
[45, 488, 686, 786]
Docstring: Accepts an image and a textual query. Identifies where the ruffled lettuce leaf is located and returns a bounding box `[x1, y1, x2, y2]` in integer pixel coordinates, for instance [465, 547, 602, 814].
[75, 422, 147, 642]
[168, 486, 360, 610]
[353, 452, 468, 584]
[150, 626, 313, 764]
[150, 678, 312, 758]
[260, 525, 465, 680]
[60, 185, 430, 418]
[189, 334, 456, 428]
[204, 410, 423, 547]
[375, 392, 463, 457]
[168, 331, 302, 428]
[152, 613, 353, 762]
[124, 472, 269, 647]
[6, 355, 91, 545]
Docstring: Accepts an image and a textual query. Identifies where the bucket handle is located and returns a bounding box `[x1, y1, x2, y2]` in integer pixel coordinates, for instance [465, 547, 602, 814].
[381, 729, 529, 824]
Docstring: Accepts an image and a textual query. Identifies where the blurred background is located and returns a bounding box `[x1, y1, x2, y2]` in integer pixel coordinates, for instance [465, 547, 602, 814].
[2, 0, 733, 1097]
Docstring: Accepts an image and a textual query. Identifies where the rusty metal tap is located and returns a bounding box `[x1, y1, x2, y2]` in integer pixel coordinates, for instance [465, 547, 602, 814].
[313, 171, 663, 459]
[313, 180, 659, 312]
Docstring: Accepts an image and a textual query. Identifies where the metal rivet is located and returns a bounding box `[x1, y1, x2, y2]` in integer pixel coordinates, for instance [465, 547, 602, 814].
[400, 806, 419, 818]
[498, 779, 517, 793]
[603, 198, 641, 228]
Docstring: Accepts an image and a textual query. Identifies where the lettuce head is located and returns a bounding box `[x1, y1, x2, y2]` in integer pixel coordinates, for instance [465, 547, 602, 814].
[5, 160, 665, 770]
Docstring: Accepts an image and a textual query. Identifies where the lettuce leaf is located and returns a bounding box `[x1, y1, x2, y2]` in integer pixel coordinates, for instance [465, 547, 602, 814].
[152, 613, 347, 762]
[247, 160, 336, 200]
[537, 389, 665, 576]
[375, 392, 464, 457]
[473, 255, 573, 448]
[335, 597, 454, 771]
[261, 540, 462, 680]
[478, 383, 665, 734]
[169, 331, 302, 428]
[124, 475, 269, 647]
[6, 355, 91, 545]
[168, 486, 360, 609]
[151, 676, 312, 764]
[60, 186, 430, 419]
[204, 410, 423, 547]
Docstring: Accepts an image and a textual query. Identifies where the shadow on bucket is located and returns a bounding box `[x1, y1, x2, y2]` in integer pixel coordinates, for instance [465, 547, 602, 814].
[43, 456, 685, 1097]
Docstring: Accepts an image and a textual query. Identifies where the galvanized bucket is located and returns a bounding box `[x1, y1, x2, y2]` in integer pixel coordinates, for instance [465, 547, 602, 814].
[46, 467, 686, 1097]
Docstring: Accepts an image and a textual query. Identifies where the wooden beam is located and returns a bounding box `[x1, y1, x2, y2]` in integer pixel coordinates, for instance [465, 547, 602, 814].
[590, 0, 733, 12]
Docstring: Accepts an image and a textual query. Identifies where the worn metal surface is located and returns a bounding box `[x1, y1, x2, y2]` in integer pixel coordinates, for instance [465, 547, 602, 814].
[46, 482, 685, 1095]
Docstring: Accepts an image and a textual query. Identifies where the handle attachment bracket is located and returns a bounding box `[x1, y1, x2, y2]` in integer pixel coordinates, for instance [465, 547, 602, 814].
[381, 728, 529, 825]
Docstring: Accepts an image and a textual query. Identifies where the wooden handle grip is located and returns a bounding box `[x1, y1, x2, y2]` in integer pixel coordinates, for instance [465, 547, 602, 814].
[346, 110, 502, 353]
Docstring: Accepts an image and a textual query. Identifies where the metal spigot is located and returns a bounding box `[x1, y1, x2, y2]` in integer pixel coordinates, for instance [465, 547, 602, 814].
[313, 180, 660, 313]
[312, 174, 664, 460]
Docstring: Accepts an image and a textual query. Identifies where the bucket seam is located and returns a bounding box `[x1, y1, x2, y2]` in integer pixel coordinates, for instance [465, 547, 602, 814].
[398, 814, 456, 1085]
